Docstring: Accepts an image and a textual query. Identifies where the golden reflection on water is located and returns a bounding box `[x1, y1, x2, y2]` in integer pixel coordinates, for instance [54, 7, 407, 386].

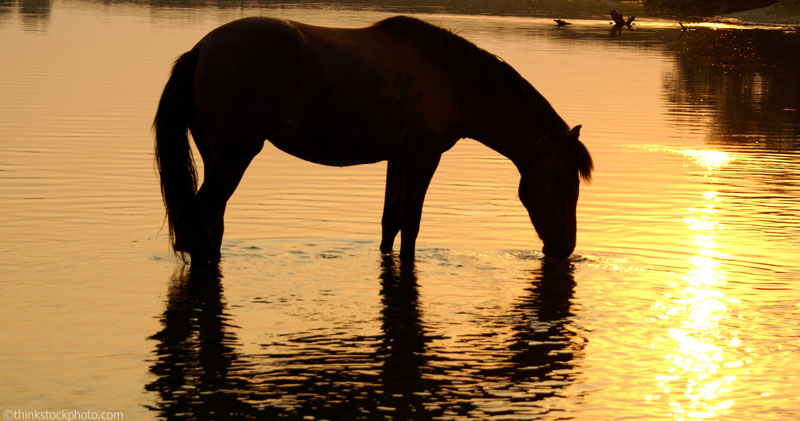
[650, 149, 745, 420]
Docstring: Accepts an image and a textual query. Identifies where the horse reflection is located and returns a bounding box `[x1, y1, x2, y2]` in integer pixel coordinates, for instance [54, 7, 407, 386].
[373, 255, 437, 417]
[146, 259, 435, 419]
[477, 259, 584, 403]
[514, 260, 583, 383]
[251, 255, 437, 418]
[146, 258, 584, 418]
[145, 265, 256, 418]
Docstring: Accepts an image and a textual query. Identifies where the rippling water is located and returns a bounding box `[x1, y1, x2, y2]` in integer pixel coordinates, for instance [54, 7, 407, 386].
[1, 1, 798, 419]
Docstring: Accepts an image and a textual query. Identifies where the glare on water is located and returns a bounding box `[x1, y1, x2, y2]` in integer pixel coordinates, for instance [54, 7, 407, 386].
[649, 149, 742, 420]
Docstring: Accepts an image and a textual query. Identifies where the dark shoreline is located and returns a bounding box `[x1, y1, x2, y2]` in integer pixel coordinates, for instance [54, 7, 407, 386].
[717, 3, 800, 26]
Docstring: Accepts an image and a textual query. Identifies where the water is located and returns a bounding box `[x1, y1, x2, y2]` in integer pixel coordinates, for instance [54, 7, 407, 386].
[1, 1, 799, 419]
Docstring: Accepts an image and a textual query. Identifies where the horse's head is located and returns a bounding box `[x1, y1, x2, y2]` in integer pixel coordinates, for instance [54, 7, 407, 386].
[518, 125, 593, 260]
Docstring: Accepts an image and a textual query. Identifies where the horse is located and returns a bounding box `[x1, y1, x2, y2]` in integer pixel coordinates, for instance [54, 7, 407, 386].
[154, 16, 593, 264]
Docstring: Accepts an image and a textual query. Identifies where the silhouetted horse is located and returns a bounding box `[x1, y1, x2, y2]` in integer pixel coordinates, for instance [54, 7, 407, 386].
[155, 16, 593, 264]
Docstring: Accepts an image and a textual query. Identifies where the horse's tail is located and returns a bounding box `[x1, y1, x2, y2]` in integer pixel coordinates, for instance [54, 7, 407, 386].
[154, 49, 199, 255]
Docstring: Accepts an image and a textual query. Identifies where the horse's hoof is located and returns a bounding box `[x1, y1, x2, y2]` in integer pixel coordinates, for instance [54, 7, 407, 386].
[398, 248, 415, 261]
[189, 248, 221, 267]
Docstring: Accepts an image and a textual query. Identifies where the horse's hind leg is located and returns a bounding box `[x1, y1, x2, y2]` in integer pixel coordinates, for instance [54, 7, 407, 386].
[189, 121, 212, 180]
[191, 142, 261, 264]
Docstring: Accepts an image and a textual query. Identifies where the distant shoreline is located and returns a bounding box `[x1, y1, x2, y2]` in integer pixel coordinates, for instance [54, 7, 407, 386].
[717, 3, 800, 26]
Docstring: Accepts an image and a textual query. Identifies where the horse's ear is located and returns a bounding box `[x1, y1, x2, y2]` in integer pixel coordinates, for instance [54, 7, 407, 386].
[568, 125, 582, 139]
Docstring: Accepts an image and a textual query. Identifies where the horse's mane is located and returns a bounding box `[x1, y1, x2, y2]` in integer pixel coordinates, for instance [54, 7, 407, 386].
[373, 16, 538, 98]
[575, 140, 594, 182]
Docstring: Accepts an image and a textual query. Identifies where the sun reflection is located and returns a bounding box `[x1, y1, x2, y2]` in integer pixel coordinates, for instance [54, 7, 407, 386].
[638, 147, 737, 173]
[688, 21, 792, 31]
[650, 149, 744, 420]
[678, 150, 735, 170]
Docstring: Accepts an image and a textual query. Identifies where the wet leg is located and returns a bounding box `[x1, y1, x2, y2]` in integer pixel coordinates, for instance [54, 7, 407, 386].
[191, 147, 259, 264]
[398, 154, 441, 259]
[380, 159, 403, 254]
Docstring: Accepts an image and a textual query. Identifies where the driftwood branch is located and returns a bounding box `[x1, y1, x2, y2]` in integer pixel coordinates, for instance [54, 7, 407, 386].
[610, 10, 635, 29]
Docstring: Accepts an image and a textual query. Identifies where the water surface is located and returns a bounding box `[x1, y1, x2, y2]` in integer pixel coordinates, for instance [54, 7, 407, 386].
[1, 1, 799, 419]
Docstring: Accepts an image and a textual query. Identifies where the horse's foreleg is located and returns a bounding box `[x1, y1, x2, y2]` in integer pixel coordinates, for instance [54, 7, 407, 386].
[380, 159, 403, 254]
[191, 147, 259, 264]
[398, 154, 441, 259]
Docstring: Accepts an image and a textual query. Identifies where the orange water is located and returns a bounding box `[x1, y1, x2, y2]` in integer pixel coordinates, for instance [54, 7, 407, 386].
[1, 1, 798, 419]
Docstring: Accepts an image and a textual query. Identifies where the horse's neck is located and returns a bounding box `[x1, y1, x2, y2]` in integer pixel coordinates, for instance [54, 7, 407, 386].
[463, 77, 567, 170]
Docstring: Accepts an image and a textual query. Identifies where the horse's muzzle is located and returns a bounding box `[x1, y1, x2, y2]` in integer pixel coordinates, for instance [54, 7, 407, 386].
[542, 241, 575, 260]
